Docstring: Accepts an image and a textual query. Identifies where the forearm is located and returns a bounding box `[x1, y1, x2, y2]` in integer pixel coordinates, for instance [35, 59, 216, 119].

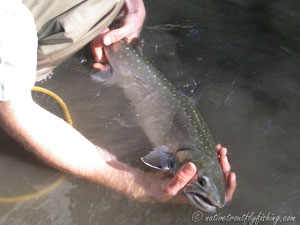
[0, 93, 153, 200]
[0, 93, 103, 176]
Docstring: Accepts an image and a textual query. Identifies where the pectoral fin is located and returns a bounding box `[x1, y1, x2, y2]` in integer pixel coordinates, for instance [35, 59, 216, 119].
[90, 69, 117, 85]
[141, 145, 173, 170]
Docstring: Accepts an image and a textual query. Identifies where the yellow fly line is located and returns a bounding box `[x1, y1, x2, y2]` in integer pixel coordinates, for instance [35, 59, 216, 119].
[31, 86, 73, 127]
[0, 86, 73, 203]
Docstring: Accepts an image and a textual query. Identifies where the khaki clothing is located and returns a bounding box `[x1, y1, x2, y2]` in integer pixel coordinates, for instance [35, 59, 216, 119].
[23, 0, 124, 80]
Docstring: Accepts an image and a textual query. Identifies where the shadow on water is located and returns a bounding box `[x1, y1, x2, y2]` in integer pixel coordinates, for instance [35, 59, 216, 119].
[1, 0, 300, 224]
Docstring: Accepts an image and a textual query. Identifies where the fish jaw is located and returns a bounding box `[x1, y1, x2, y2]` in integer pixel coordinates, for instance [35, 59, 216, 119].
[173, 150, 226, 211]
[183, 183, 223, 213]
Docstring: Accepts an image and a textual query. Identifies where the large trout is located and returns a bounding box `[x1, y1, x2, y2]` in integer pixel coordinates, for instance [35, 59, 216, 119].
[103, 40, 226, 212]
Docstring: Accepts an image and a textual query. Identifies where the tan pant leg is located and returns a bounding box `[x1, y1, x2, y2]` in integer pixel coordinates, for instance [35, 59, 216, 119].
[23, 0, 124, 80]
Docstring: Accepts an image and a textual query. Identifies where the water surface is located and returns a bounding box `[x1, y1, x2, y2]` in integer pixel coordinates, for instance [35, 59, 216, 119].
[1, 0, 300, 224]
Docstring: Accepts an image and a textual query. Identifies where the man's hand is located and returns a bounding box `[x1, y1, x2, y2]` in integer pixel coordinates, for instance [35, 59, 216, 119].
[91, 0, 146, 70]
[155, 144, 236, 204]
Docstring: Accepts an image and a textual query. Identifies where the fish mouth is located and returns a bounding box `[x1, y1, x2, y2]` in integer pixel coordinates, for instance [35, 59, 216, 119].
[183, 188, 217, 213]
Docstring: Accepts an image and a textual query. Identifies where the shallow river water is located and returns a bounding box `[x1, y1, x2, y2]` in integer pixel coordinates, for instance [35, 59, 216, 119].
[1, 0, 300, 224]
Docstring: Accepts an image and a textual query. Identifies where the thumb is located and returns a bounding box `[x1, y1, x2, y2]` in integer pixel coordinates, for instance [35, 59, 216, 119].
[103, 23, 135, 45]
[164, 162, 197, 196]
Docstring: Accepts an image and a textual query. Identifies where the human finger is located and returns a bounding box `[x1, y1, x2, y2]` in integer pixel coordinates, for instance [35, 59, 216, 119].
[220, 150, 231, 174]
[92, 62, 110, 71]
[217, 146, 231, 174]
[91, 28, 110, 62]
[163, 162, 197, 196]
[103, 22, 136, 46]
[225, 172, 237, 202]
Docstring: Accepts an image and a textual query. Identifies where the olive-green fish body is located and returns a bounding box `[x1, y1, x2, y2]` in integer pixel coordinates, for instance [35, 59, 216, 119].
[104, 40, 226, 212]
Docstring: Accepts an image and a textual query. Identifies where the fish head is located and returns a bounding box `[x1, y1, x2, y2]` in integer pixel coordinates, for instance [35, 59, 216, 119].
[174, 150, 226, 213]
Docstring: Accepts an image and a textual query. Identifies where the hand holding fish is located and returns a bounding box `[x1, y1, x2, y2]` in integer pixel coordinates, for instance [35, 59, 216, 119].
[153, 144, 236, 204]
[91, 0, 146, 70]
[94, 40, 237, 211]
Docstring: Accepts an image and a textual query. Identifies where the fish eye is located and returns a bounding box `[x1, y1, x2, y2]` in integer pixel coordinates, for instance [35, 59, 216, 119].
[198, 176, 207, 186]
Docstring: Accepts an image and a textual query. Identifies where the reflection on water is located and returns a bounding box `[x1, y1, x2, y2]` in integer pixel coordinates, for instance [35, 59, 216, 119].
[1, 0, 300, 224]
